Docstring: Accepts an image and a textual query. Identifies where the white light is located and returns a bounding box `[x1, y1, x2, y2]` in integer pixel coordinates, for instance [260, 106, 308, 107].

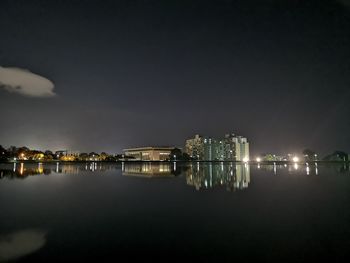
[243, 157, 249, 163]
[256, 157, 261, 162]
[292, 156, 299, 163]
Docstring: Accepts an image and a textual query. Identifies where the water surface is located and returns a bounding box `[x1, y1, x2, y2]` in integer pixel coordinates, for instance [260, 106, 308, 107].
[1, 162, 350, 262]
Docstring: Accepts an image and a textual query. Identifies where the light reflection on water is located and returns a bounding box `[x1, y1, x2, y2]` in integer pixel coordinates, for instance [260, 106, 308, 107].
[1, 162, 349, 190]
[0, 162, 350, 261]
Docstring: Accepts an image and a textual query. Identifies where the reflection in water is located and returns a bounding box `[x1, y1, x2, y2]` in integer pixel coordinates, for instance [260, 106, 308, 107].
[0, 229, 46, 262]
[294, 163, 299, 170]
[0, 162, 349, 181]
[122, 162, 175, 177]
[186, 162, 250, 191]
[256, 162, 350, 175]
[0, 162, 119, 179]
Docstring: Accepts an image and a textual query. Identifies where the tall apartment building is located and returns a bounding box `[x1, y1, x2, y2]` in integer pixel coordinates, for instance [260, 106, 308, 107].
[185, 133, 249, 161]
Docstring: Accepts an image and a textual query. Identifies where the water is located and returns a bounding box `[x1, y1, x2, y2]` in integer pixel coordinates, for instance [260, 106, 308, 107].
[1, 162, 350, 262]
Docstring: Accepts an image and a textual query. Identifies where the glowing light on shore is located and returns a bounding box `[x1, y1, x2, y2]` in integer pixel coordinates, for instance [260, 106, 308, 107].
[292, 156, 299, 163]
[256, 157, 261, 162]
[243, 157, 249, 163]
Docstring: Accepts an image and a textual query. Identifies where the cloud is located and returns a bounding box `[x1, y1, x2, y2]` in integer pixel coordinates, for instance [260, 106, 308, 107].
[0, 229, 47, 262]
[0, 66, 56, 97]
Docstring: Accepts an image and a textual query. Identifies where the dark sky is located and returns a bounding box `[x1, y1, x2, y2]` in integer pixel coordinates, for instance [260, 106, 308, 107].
[1, 0, 350, 156]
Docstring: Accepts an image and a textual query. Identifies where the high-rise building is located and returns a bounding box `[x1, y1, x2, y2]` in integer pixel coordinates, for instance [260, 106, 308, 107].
[185, 133, 249, 161]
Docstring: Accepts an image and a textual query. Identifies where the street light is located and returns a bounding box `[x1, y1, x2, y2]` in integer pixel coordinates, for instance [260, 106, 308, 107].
[256, 157, 261, 162]
[243, 157, 249, 163]
[292, 156, 299, 163]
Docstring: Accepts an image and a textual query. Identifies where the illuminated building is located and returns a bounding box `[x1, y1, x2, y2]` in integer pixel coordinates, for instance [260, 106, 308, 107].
[123, 147, 176, 161]
[185, 133, 249, 161]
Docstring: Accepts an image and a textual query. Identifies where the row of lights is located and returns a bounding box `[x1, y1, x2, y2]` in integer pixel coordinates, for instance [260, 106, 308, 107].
[243, 156, 300, 163]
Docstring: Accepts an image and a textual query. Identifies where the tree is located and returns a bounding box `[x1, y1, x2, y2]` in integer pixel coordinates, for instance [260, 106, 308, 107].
[7, 146, 18, 157]
[334, 151, 348, 162]
[45, 150, 53, 155]
[182, 153, 191, 161]
[79, 153, 89, 161]
[0, 145, 8, 161]
[100, 152, 109, 161]
[170, 148, 182, 161]
[262, 154, 275, 161]
[89, 152, 99, 161]
[169, 148, 191, 161]
[302, 149, 317, 161]
[323, 151, 348, 162]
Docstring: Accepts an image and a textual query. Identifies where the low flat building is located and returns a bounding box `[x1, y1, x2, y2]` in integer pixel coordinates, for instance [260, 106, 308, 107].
[123, 147, 176, 161]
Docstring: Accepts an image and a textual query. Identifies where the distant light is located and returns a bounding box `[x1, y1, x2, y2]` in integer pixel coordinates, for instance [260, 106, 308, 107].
[256, 157, 261, 162]
[243, 157, 249, 163]
[292, 156, 299, 163]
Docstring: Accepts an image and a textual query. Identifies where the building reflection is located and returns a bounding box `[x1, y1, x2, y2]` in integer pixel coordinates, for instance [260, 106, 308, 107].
[122, 162, 175, 177]
[186, 162, 250, 192]
[0, 162, 119, 179]
[255, 162, 350, 175]
[1, 163, 52, 179]
[1, 162, 349, 181]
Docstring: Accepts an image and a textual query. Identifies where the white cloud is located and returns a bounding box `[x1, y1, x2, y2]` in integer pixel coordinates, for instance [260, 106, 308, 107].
[0, 66, 56, 97]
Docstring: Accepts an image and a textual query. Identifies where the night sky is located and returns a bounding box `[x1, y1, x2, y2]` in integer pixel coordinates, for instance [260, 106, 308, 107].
[1, 0, 350, 155]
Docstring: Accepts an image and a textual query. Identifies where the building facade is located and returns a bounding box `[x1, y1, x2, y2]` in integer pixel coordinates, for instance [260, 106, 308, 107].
[123, 147, 175, 161]
[185, 133, 249, 161]
[185, 162, 250, 191]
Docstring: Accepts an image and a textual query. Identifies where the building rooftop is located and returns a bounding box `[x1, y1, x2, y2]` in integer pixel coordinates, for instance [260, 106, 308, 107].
[123, 146, 176, 152]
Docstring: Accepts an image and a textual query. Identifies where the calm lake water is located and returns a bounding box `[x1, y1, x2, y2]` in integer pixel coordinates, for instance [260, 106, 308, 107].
[1, 162, 350, 262]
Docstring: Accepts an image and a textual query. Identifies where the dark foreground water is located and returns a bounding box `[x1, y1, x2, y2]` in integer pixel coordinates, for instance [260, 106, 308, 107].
[1, 162, 350, 262]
